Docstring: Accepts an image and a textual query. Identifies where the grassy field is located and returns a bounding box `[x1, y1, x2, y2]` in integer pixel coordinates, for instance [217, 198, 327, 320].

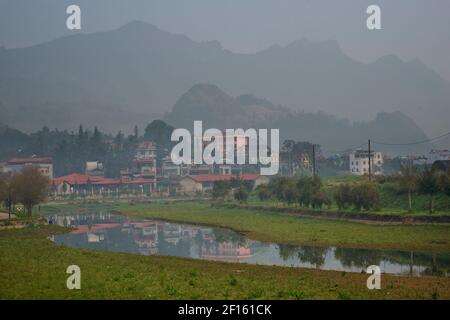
[117, 202, 450, 252]
[1, 225, 449, 300]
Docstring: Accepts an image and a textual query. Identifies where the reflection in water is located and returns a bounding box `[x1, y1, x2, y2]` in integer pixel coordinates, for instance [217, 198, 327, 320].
[47, 213, 450, 277]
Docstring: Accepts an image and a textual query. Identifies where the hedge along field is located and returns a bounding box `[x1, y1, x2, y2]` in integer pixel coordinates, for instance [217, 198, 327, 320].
[117, 202, 450, 252]
[1, 225, 449, 300]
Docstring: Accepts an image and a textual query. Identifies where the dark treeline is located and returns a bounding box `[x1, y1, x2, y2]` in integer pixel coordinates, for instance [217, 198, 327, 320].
[0, 120, 174, 178]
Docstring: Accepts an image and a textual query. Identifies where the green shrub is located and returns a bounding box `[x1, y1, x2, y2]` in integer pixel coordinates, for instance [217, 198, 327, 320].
[334, 183, 352, 210]
[351, 183, 381, 211]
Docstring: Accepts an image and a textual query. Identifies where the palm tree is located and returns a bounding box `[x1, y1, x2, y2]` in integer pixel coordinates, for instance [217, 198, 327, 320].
[398, 165, 417, 212]
[417, 166, 440, 213]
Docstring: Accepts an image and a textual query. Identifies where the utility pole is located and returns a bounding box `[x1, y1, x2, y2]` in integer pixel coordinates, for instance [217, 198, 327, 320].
[312, 144, 316, 178]
[368, 139, 372, 182]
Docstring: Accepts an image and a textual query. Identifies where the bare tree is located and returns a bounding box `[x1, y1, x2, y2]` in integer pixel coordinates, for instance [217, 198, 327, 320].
[13, 167, 49, 218]
[0, 174, 6, 212]
[0, 173, 18, 219]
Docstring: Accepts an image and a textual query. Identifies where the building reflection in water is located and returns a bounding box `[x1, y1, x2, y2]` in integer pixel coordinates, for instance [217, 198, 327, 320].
[47, 213, 449, 277]
[47, 213, 253, 259]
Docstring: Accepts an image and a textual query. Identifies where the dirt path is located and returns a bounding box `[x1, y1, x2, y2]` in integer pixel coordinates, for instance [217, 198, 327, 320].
[0, 212, 16, 220]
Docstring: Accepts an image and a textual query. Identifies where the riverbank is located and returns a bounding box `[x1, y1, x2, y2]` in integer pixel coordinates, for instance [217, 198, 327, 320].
[215, 203, 450, 224]
[116, 202, 450, 252]
[1, 225, 449, 299]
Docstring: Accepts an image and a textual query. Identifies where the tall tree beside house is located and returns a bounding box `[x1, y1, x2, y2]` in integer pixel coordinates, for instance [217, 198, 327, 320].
[334, 183, 353, 210]
[234, 185, 249, 203]
[13, 167, 49, 217]
[280, 140, 316, 176]
[0, 174, 6, 211]
[417, 166, 440, 213]
[398, 165, 418, 212]
[256, 184, 272, 201]
[0, 173, 18, 219]
[104, 131, 138, 178]
[438, 169, 450, 196]
[144, 120, 175, 167]
[212, 181, 231, 202]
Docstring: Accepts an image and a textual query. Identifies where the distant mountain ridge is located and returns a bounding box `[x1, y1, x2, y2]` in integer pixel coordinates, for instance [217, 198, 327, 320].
[165, 84, 433, 155]
[0, 21, 449, 139]
[0, 100, 161, 134]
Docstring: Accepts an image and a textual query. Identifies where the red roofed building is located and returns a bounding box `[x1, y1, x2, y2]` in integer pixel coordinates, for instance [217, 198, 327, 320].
[121, 140, 157, 181]
[5, 156, 53, 179]
[52, 173, 155, 196]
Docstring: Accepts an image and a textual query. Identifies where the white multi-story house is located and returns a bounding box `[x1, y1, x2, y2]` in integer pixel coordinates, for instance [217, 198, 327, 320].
[85, 161, 104, 177]
[132, 141, 157, 179]
[135, 141, 157, 160]
[349, 150, 383, 176]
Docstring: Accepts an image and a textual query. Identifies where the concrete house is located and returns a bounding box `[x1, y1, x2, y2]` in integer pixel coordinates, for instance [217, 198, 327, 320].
[178, 174, 270, 195]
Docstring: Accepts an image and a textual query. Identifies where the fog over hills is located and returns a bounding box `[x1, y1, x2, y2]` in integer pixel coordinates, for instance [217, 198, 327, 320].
[0, 21, 449, 148]
[165, 84, 433, 155]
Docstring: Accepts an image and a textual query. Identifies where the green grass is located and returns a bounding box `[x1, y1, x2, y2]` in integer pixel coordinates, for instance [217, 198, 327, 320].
[117, 202, 450, 252]
[379, 183, 450, 214]
[1, 225, 449, 300]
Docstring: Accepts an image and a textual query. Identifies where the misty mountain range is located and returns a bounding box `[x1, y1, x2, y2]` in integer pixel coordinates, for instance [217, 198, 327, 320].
[0, 21, 448, 154]
[165, 84, 432, 155]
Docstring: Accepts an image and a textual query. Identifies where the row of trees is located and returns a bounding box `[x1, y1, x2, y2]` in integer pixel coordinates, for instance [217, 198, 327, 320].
[211, 179, 253, 203]
[334, 183, 380, 211]
[396, 165, 449, 213]
[257, 177, 332, 209]
[0, 167, 49, 218]
[0, 120, 176, 178]
[254, 176, 382, 211]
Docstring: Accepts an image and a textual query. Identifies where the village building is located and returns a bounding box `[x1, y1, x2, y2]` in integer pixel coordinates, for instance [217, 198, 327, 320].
[85, 161, 104, 177]
[4, 156, 54, 179]
[178, 174, 270, 195]
[52, 173, 155, 196]
[349, 150, 383, 176]
[119, 140, 158, 191]
[162, 156, 181, 178]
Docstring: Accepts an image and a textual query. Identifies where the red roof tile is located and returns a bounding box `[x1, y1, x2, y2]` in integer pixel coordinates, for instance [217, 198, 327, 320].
[124, 178, 154, 185]
[54, 173, 154, 186]
[53, 173, 104, 185]
[7, 157, 53, 165]
[133, 159, 154, 164]
[189, 174, 260, 182]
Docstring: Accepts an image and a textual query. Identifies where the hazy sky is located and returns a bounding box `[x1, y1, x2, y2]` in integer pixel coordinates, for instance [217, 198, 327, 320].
[1, 0, 450, 81]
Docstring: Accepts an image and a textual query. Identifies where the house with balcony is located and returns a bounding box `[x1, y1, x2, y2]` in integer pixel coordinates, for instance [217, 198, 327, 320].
[349, 150, 383, 176]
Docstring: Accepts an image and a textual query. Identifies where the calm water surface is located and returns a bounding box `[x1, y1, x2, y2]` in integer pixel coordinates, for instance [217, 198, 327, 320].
[47, 212, 450, 277]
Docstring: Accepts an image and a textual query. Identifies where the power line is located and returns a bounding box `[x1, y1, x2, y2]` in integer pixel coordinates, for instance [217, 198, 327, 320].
[321, 142, 366, 154]
[319, 130, 450, 153]
[372, 131, 450, 146]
